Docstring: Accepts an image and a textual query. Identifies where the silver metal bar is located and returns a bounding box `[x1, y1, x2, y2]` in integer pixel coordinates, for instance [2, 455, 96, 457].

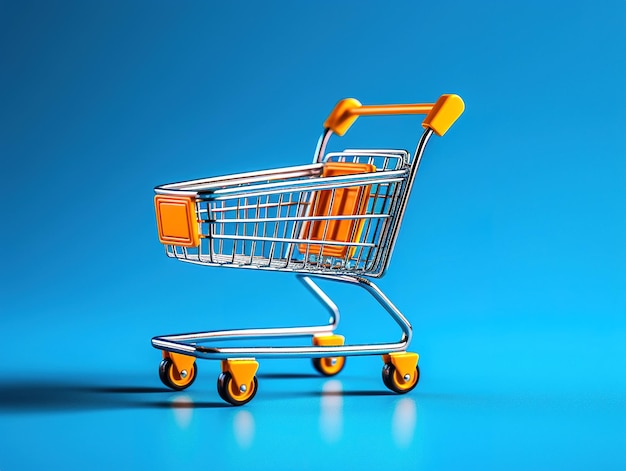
[152, 340, 408, 359]
[155, 325, 332, 344]
[302, 179, 320, 264]
[200, 214, 390, 224]
[157, 163, 405, 197]
[218, 199, 225, 257]
[260, 192, 271, 263]
[249, 197, 260, 264]
[317, 187, 338, 259]
[377, 128, 433, 274]
[172, 257, 380, 276]
[296, 275, 340, 328]
[156, 164, 323, 192]
[232, 197, 240, 263]
[205, 233, 375, 247]
[325, 150, 409, 170]
[356, 183, 383, 267]
[267, 218, 277, 265]
[203, 173, 406, 201]
[313, 129, 332, 163]
[209, 201, 299, 213]
[310, 274, 411, 348]
[281, 191, 297, 266]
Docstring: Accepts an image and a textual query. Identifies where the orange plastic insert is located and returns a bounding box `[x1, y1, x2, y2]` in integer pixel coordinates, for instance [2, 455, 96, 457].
[154, 195, 199, 247]
[299, 162, 375, 258]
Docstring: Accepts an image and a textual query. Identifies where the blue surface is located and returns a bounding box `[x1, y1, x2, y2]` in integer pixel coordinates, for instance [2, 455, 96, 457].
[1, 1, 625, 469]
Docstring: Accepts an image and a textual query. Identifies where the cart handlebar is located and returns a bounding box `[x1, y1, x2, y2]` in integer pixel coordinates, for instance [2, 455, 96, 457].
[324, 94, 465, 137]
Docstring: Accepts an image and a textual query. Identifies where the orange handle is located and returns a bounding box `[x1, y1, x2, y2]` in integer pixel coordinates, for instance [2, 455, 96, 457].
[324, 94, 464, 137]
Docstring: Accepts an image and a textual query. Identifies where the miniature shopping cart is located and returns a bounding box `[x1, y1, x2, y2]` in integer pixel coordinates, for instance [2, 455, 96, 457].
[152, 94, 464, 405]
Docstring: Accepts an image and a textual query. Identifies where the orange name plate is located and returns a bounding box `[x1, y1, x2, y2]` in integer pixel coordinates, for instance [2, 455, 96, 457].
[154, 195, 199, 247]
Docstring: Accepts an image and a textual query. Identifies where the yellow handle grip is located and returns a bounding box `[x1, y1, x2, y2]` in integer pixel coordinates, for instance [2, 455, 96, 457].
[324, 94, 464, 137]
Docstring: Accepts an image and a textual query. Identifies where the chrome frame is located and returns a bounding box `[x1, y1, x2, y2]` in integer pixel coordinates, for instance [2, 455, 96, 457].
[152, 126, 435, 363]
[152, 274, 412, 359]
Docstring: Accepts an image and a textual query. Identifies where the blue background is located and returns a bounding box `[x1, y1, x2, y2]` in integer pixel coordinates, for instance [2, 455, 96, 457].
[1, 1, 625, 469]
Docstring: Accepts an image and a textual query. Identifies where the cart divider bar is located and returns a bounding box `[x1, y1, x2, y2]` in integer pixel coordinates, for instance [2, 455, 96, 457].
[201, 233, 376, 247]
[202, 173, 406, 200]
[205, 192, 393, 213]
[200, 214, 390, 224]
[205, 183, 399, 202]
[206, 201, 300, 213]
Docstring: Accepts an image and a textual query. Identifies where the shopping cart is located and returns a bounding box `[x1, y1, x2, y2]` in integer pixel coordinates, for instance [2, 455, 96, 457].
[152, 94, 464, 405]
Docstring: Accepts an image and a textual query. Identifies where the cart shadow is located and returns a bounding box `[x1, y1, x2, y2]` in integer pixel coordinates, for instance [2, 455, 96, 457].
[85, 386, 166, 394]
[0, 380, 229, 412]
[0, 375, 398, 412]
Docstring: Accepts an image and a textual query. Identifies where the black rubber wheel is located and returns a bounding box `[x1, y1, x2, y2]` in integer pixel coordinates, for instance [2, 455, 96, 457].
[312, 356, 346, 376]
[382, 363, 419, 394]
[159, 358, 198, 391]
[381, 363, 394, 389]
[158, 359, 169, 385]
[216, 372, 258, 406]
[217, 373, 228, 402]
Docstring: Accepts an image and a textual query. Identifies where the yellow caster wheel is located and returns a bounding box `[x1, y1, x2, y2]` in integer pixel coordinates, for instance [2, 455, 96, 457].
[217, 372, 258, 406]
[159, 358, 197, 391]
[382, 363, 419, 394]
[312, 334, 345, 376]
[312, 356, 346, 376]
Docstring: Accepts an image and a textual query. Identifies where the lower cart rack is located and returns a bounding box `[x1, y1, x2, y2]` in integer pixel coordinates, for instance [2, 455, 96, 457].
[152, 94, 464, 405]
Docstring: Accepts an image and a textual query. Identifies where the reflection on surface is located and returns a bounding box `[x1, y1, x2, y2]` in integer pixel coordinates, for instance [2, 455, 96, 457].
[233, 410, 255, 448]
[171, 394, 194, 429]
[320, 379, 343, 443]
[391, 397, 416, 448]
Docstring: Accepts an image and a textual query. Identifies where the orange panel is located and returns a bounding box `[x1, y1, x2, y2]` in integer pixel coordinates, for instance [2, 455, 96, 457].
[299, 162, 375, 259]
[154, 195, 199, 247]
[312, 334, 345, 347]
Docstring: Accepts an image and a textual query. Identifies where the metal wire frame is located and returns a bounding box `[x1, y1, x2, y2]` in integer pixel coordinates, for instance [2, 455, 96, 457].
[156, 151, 413, 277]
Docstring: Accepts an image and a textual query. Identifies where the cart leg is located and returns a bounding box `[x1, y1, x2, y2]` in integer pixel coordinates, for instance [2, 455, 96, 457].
[352, 276, 412, 346]
[350, 277, 419, 393]
[302, 274, 413, 348]
[217, 359, 259, 406]
[296, 275, 340, 331]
